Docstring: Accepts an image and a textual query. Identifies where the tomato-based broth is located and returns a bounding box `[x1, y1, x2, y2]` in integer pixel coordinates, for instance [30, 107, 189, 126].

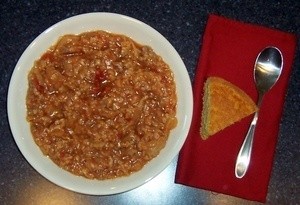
[26, 30, 177, 180]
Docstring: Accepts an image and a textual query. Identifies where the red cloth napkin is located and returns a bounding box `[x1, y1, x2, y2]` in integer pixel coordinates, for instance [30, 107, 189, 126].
[175, 14, 297, 202]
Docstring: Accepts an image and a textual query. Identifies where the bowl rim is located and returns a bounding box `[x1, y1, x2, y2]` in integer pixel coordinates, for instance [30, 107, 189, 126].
[7, 12, 193, 195]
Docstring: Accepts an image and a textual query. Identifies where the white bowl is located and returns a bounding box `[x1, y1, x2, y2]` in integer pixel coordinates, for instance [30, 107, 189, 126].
[7, 12, 193, 195]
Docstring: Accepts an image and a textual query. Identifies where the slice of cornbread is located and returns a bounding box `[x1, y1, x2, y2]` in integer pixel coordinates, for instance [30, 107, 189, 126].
[200, 77, 257, 140]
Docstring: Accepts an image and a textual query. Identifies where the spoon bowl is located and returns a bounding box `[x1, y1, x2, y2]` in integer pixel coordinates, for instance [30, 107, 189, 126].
[235, 46, 283, 178]
[255, 47, 283, 93]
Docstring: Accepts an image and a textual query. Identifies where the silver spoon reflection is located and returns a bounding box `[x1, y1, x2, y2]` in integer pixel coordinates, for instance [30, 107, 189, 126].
[235, 46, 283, 179]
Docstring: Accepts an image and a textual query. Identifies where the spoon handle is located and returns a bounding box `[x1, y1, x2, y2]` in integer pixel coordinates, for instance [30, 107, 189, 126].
[235, 93, 263, 178]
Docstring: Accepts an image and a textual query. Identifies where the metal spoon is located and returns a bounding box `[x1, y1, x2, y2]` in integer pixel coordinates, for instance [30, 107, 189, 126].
[235, 46, 283, 178]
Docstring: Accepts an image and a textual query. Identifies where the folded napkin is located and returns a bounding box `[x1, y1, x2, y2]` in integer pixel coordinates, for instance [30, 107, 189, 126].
[175, 14, 297, 202]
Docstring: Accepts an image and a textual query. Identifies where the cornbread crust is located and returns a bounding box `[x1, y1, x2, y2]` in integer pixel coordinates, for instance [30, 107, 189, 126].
[200, 77, 257, 140]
